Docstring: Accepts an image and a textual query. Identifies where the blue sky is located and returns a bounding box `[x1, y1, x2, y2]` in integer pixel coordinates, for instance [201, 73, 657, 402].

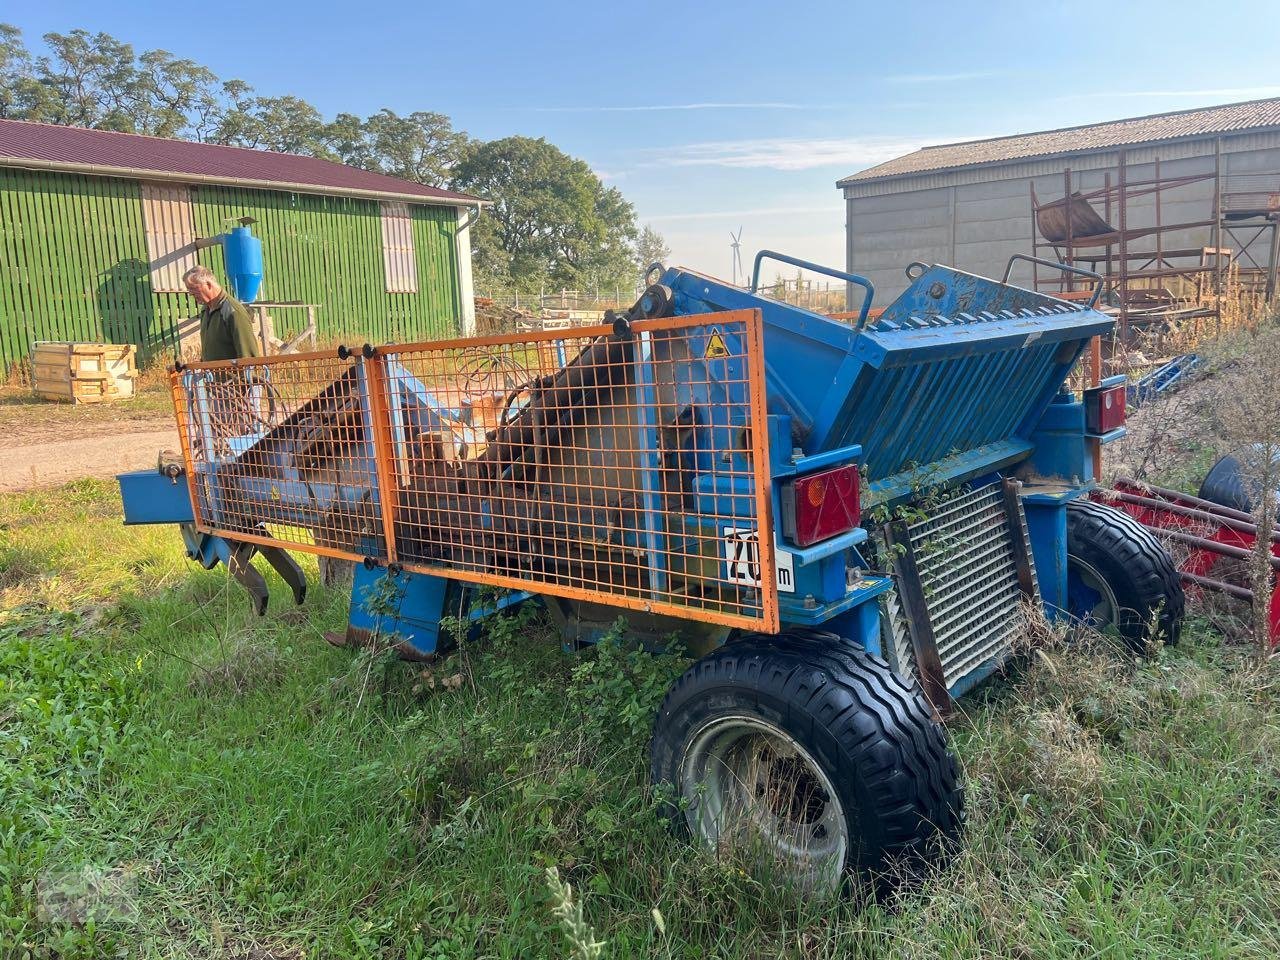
[12, 1, 1280, 281]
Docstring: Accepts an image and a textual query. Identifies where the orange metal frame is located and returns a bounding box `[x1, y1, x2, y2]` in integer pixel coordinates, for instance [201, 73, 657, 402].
[173, 310, 778, 633]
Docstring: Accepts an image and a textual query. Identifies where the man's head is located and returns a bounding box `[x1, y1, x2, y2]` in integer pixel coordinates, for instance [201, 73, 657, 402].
[183, 265, 223, 306]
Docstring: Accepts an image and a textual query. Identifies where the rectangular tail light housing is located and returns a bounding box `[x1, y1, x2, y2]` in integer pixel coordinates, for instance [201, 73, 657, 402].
[1084, 382, 1126, 434]
[781, 464, 861, 547]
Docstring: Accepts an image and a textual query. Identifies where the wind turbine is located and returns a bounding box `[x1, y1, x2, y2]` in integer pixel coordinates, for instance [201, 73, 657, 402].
[729, 227, 744, 286]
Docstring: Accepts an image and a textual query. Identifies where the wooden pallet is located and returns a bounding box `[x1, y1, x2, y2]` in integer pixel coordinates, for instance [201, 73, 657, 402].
[32, 341, 137, 404]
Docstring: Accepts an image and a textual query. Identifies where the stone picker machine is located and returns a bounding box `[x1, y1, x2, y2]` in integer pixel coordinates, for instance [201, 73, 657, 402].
[118, 251, 1184, 893]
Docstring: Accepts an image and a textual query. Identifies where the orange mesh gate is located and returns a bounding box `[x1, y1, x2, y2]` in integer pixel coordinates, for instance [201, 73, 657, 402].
[173, 310, 778, 632]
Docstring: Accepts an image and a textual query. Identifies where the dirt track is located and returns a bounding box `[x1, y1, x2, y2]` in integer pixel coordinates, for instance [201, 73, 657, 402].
[0, 416, 178, 493]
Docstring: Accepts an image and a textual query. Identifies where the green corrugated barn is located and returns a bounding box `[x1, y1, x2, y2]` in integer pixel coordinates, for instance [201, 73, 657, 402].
[0, 119, 482, 375]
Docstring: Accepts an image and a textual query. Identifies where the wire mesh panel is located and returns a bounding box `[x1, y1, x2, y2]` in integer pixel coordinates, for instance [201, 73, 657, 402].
[174, 310, 777, 631]
[174, 350, 387, 562]
[380, 310, 776, 630]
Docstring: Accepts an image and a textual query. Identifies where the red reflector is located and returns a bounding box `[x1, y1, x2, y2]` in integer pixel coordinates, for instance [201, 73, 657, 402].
[782, 465, 861, 547]
[1085, 384, 1126, 433]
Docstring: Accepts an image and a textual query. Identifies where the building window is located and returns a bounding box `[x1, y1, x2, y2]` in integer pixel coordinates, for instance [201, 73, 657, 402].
[380, 201, 418, 293]
[141, 182, 199, 293]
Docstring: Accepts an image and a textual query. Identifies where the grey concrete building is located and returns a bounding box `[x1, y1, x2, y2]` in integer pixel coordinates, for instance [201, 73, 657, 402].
[839, 98, 1280, 308]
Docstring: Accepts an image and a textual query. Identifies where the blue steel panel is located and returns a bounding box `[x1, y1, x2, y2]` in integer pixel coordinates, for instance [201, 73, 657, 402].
[348, 563, 450, 656]
[119, 470, 195, 524]
[663, 264, 1113, 502]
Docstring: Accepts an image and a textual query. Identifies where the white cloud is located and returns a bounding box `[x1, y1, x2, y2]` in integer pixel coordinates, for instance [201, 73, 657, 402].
[635, 135, 943, 172]
[531, 101, 835, 112]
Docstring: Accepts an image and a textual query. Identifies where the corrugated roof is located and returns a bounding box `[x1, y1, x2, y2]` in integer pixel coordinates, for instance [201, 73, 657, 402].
[0, 119, 481, 205]
[838, 97, 1280, 186]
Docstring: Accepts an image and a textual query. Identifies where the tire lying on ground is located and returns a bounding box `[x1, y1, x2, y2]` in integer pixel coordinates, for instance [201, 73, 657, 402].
[1065, 498, 1185, 648]
[650, 629, 962, 895]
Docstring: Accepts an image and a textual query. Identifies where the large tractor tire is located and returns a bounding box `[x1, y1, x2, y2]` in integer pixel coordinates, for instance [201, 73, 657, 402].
[1198, 448, 1280, 514]
[1066, 499, 1184, 648]
[649, 630, 962, 895]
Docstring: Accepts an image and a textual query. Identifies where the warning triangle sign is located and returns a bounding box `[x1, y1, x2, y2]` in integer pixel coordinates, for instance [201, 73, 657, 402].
[704, 328, 730, 359]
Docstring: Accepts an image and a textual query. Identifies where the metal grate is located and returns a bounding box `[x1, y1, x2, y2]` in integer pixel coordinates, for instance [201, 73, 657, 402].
[881, 482, 1036, 688]
[173, 311, 778, 632]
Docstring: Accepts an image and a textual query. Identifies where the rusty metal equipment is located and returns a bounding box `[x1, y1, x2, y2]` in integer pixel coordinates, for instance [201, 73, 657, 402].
[1101, 477, 1279, 647]
[118, 248, 1185, 894]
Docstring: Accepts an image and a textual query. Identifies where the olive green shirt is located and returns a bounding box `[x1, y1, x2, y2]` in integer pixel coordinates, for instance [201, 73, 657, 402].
[198, 294, 261, 362]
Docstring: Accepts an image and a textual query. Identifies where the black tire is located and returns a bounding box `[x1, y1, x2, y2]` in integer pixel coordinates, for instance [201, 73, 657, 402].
[1066, 499, 1184, 648]
[649, 629, 962, 893]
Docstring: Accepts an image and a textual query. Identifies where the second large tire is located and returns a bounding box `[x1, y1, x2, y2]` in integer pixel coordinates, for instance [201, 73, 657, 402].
[650, 630, 962, 894]
[1066, 499, 1185, 648]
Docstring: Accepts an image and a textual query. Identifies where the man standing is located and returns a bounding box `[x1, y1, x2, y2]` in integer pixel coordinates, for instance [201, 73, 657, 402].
[182, 265, 261, 361]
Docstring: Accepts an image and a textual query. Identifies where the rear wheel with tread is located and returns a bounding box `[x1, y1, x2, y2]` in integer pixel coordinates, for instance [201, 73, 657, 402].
[1066, 499, 1184, 648]
[649, 630, 962, 894]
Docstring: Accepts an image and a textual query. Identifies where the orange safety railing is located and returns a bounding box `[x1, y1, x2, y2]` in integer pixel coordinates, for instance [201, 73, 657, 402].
[172, 310, 779, 632]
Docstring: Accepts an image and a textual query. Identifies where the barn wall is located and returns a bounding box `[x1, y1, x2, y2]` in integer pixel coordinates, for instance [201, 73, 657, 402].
[846, 133, 1280, 304]
[0, 167, 463, 375]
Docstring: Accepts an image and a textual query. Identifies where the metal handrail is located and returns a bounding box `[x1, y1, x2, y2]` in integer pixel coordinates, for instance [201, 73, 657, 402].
[750, 250, 876, 329]
[1003, 254, 1104, 308]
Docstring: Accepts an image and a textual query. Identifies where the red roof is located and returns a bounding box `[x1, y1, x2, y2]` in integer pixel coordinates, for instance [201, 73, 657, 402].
[0, 119, 481, 205]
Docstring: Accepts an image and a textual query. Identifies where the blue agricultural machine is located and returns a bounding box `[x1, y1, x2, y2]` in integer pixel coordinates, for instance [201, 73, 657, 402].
[118, 251, 1184, 893]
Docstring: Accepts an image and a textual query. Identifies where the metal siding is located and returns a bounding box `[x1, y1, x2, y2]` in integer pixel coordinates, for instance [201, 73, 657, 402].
[0, 169, 151, 372]
[0, 170, 463, 374]
[849, 141, 1280, 300]
[191, 185, 459, 348]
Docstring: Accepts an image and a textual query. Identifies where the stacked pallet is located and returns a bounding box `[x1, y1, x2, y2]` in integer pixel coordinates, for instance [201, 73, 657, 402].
[32, 342, 137, 404]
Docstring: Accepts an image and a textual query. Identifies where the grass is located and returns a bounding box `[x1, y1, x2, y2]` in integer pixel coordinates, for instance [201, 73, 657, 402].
[3, 480, 1280, 958]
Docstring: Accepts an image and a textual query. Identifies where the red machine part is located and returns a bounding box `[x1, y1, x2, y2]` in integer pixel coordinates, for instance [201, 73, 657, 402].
[1096, 480, 1280, 646]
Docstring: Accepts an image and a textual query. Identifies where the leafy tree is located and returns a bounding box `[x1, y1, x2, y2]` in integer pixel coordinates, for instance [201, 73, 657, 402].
[1, 25, 219, 138]
[128, 48, 220, 138]
[32, 29, 137, 129]
[636, 226, 671, 273]
[452, 136, 638, 289]
[359, 109, 467, 187]
[0, 24, 40, 120]
[213, 83, 333, 156]
[325, 111, 374, 168]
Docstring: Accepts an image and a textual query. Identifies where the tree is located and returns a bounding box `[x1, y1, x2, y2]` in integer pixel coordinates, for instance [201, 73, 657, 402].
[31, 29, 137, 129]
[128, 48, 220, 138]
[0, 24, 41, 120]
[452, 136, 639, 290]
[358, 109, 467, 187]
[636, 226, 671, 273]
[213, 83, 333, 157]
[1, 25, 218, 138]
[325, 111, 374, 168]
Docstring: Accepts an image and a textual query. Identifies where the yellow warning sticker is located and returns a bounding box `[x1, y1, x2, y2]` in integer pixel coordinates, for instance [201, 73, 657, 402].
[704, 328, 730, 359]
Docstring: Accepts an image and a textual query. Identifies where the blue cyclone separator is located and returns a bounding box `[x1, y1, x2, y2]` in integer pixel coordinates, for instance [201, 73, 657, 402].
[222, 225, 263, 303]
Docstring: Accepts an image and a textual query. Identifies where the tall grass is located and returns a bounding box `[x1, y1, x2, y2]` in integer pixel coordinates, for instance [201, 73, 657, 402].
[3, 479, 1280, 958]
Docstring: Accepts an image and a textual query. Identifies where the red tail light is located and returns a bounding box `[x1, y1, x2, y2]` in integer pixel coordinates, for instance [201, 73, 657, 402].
[1085, 383, 1126, 433]
[781, 465, 861, 547]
